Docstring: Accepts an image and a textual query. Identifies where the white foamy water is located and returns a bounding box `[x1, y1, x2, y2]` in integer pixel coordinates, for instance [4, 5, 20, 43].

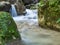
[13, 9, 38, 23]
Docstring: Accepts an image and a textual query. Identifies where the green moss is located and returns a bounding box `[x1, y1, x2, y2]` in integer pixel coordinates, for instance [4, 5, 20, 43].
[38, 0, 60, 23]
[0, 12, 21, 45]
[38, 0, 60, 30]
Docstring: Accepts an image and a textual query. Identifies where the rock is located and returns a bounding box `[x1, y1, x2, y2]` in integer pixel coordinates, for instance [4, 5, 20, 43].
[0, 1, 11, 12]
[9, 0, 26, 15]
[22, 0, 39, 9]
[15, 0, 26, 15]
[0, 12, 21, 45]
[8, 0, 16, 4]
[22, 0, 39, 5]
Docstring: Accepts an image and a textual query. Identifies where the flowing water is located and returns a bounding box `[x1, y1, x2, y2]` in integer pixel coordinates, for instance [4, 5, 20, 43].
[10, 4, 17, 17]
[12, 9, 60, 45]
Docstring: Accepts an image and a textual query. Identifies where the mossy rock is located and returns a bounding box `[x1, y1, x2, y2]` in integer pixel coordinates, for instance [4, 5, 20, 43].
[0, 12, 21, 45]
[38, 0, 60, 31]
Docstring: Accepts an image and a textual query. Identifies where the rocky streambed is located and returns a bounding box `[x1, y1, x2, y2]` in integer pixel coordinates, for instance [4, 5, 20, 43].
[11, 9, 60, 45]
[15, 19, 60, 45]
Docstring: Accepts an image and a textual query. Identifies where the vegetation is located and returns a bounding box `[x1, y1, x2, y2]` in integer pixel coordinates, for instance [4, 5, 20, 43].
[38, 0, 60, 30]
[0, 12, 21, 45]
[30, 3, 38, 9]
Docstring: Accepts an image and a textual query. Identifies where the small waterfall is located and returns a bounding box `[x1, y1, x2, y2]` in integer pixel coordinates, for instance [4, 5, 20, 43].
[10, 4, 17, 17]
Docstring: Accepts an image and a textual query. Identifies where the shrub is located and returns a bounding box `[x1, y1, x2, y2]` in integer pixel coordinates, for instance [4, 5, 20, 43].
[0, 12, 21, 45]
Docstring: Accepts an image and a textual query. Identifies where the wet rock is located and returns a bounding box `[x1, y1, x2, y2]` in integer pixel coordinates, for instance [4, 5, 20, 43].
[9, 0, 26, 15]
[0, 12, 21, 45]
[0, 1, 11, 12]
[15, 0, 26, 15]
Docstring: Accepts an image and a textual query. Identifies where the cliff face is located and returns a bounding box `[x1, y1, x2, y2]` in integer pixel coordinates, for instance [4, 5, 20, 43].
[0, 12, 21, 45]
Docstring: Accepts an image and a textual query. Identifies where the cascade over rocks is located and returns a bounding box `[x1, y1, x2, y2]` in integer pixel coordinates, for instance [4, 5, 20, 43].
[0, 0, 26, 15]
[9, 0, 26, 15]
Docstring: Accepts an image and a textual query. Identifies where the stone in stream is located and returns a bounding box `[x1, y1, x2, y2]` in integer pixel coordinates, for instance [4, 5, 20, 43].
[0, 12, 21, 45]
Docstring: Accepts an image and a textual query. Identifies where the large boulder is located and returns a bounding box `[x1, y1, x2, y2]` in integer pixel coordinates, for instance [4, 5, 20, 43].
[0, 1, 11, 12]
[0, 12, 21, 45]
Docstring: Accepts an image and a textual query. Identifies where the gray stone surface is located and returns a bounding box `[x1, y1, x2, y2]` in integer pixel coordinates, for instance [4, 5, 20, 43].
[0, 1, 11, 12]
